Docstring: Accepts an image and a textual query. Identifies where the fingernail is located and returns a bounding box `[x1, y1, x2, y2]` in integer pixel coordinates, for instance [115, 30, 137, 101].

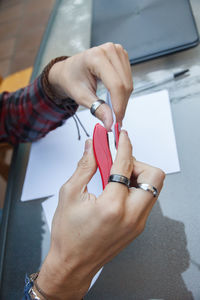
[84, 139, 92, 153]
[122, 129, 128, 136]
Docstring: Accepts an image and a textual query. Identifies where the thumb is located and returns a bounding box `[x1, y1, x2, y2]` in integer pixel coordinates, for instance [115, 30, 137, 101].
[68, 139, 97, 192]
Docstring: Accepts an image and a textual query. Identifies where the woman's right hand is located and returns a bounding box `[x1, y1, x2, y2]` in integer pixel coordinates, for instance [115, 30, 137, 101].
[37, 131, 165, 300]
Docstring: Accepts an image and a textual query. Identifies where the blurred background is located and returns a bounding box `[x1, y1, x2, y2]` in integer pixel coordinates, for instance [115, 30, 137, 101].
[0, 0, 55, 217]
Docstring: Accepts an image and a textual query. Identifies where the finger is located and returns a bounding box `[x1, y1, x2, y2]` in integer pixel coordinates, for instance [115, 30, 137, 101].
[64, 139, 97, 194]
[69, 75, 114, 130]
[99, 43, 133, 91]
[115, 44, 133, 88]
[126, 161, 165, 219]
[100, 43, 133, 126]
[93, 102, 114, 131]
[122, 186, 158, 239]
[105, 130, 133, 197]
[132, 160, 165, 194]
[128, 187, 157, 219]
[111, 130, 133, 176]
[87, 47, 131, 125]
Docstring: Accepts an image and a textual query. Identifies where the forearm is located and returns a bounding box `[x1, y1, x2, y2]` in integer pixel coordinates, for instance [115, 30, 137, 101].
[0, 74, 78, 145]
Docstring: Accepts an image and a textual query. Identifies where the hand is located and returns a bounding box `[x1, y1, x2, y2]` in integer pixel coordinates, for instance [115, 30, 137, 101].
[37, 131, 165, 300]
[48, 43, 133, 130]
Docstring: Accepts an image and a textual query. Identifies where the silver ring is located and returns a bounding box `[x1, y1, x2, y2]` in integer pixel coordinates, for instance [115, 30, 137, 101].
[90, 99, 106, 116]
[137, 183, 158, 197]
[108, 174, 130, 188]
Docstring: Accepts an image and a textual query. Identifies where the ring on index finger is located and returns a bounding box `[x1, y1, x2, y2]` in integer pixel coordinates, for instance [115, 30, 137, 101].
[90, 99, 106, 116]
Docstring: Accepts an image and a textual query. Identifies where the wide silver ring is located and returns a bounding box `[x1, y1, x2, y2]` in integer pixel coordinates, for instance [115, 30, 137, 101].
[108, 174, 130, 188]
[90, 99, 106, 116]
[137, 183, 158, 197]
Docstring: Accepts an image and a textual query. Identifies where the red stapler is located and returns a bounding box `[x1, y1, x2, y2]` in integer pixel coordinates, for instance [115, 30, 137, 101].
[93, 123, 120, 189]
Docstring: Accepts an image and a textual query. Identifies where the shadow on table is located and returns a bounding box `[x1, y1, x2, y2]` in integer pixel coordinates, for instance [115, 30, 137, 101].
[0, 199, 45, 300]
[86, 201, 194, 300]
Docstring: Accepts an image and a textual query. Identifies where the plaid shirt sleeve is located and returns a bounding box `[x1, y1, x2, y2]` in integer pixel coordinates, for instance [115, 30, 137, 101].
[0, 75, 78, 144]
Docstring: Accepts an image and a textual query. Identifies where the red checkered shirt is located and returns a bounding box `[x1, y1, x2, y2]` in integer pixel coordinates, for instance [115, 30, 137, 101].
[0, 75, 78, 144]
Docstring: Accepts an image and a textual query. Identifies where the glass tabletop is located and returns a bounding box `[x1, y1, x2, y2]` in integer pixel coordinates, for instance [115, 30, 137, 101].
[1, 0, 200, 298]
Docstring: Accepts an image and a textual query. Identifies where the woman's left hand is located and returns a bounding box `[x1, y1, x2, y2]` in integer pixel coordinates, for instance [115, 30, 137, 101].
[48, 43, 133, 130]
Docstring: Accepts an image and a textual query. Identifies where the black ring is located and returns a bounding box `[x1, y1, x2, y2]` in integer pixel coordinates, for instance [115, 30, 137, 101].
[108, 174, 130, 188]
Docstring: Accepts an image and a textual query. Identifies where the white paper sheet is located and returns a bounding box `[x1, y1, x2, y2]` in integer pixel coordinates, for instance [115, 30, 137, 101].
[21, 90, 180, 202]
[42, 194, 58, 231]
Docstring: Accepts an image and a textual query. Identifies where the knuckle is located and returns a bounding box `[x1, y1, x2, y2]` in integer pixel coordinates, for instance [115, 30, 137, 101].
[123, 212, 146, 235]
[103, 202, 124, 222]
[104, 42, 115, 51]
[126, 219, 145, 236]
[158, 168, 166, 181]
[77, 155, 96, 175]
[124, 218, 137, 233]
[89, 47, 104, 65]
[124, 49, 129, 57]
[116, 43, 124, 52]
[152, 167, 166, 183]
[59, 181, 71, 197]
[116, 81, 126, 93]
[94, 46, 104, 56]
[84, 49, 91, 63]
[60, 172, 83, 198]
[135, 222, 146, 236]
[78, 155, 90, 171]
[126, 82, 133, 94]
[65, 179, 79, 197]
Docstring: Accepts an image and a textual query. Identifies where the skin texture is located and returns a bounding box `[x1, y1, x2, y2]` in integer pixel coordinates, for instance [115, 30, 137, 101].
[36, 132, 165, 300]
[34, 44, 165, 299]
[48, 43, 133, 130]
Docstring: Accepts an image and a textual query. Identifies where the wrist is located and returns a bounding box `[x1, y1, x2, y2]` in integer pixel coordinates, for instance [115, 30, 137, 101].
[41, 57, 79, 114]
[41, 56, 69, 102]
[48, 60, 67, 100]
[37, 252, 90, 300]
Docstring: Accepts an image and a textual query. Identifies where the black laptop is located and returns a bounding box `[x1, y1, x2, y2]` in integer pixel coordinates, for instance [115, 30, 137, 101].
[91, 0, 199, 64]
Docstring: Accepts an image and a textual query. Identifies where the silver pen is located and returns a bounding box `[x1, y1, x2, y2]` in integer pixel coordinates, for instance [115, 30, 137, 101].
[133, 69, 189, 95]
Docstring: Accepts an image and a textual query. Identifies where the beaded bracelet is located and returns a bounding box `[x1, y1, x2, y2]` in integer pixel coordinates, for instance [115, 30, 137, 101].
[23, 273, 42, 300]
[41, 56, 68, 102]
[41, 56, 78, 110]
[41, 56, 90, 140]
[30, 273, 48, 299]
[26, 272, 84, 300]
[29, 287, 40, 300]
